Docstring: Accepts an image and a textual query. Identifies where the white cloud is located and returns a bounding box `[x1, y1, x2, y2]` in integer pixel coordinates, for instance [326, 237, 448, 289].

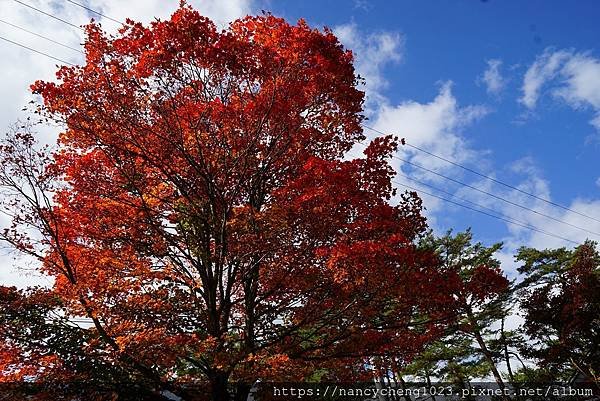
[353, 0, 372, 12]
[555, 53, 600, 130]
[0, 0, 253, 288]
[89, 0, 251, 29]
[510, 196, 600, 250]
[0, 1, 86, 134]
[373, 82, 488, 177]
[520, 49, 571, 109]
[334, 22, 403, 112]
[333, 24, 494, 232]
[556, 54, 600, 108]
[333, 24, 491, 217]
[368, 82, 489, 230]
[520, 48, 600, 132]
[0, 0, 252, 129]
[337, 22, 572, 251]
[335, 26, 600, 276]
[504, 49, 600, 250]
[459, 156, 600, 251]
[0, 254, 53, 289]
[479, 59, 506, 96]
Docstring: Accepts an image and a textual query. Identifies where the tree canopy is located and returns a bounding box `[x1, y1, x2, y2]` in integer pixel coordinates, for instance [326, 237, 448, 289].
[0, 6, 460, 401]
[2, 5, 598, 401]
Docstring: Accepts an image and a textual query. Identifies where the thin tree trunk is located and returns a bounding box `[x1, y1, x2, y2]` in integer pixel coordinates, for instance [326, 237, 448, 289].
[472, 329, 513, 401]
[466, 309, 505, 390]
[473, 329, 505, 388]
[500, 318, 514, 383]
[424, 370, 436, 401]
[388, 369, 399, 401]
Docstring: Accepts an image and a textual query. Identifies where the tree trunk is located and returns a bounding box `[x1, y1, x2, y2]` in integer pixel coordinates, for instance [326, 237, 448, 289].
[397, 376, 412, 401]
[211, 373, 231, 401]
[465, 309, 505, 389]
[473, 329, 505, 390]
[500, 318, 514, 383]
[424, 370, 437, 401]
[234, 382, 252, 401]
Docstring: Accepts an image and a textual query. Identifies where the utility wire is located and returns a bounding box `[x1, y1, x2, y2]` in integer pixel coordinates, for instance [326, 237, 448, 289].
[396, 172, 583, 243]
[10, 0, 596, 234]
[364, 124, 600, 224]
[399, 172, 535, 222]
[0, 18, 83, 53]
[0, 34, 76, 66]
[12, 0, 84, 30]
[355, 141, 600, 238]
[65, 0, 124, 25]
[0, 11, 588, 244]
[395, 180, 579, 245]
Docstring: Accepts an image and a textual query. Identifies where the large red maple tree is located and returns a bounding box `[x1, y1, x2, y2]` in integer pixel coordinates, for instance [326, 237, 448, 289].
[0, 5, 459, 401]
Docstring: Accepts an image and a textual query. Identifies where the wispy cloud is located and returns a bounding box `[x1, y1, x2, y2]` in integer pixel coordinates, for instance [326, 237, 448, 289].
[519, 49, 571, 109]
[555, 53, 600, 129]
[457, 155, 600, 251]
[478, 59, 506, 96]
[353, 0, 372, 12]
[334, 22, 403, 112]
[520, 48, 600, 132]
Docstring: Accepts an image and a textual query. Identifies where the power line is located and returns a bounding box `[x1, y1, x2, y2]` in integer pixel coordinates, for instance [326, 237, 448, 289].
[396, 172, 584, 243]
[395, 180, 580, 245]
[0, 11, 588, 244]
[0, 34, 76, 66]
[65, 0, 124, 25]
[363, 125, 600, 224]
[12, 0, 84, 31]
[0, 18, 83, 53]
[399, 172, 530, 220]
[355, 141, 600, 238]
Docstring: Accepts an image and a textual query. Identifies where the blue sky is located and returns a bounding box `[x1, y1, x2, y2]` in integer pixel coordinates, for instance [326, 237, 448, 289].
[1, 0, 600, 285]
[282, 0, 600, 352]
[268, 1, 600, 260]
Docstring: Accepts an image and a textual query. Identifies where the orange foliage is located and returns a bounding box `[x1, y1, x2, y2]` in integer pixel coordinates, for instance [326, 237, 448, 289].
[0, 4, 460, 400]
